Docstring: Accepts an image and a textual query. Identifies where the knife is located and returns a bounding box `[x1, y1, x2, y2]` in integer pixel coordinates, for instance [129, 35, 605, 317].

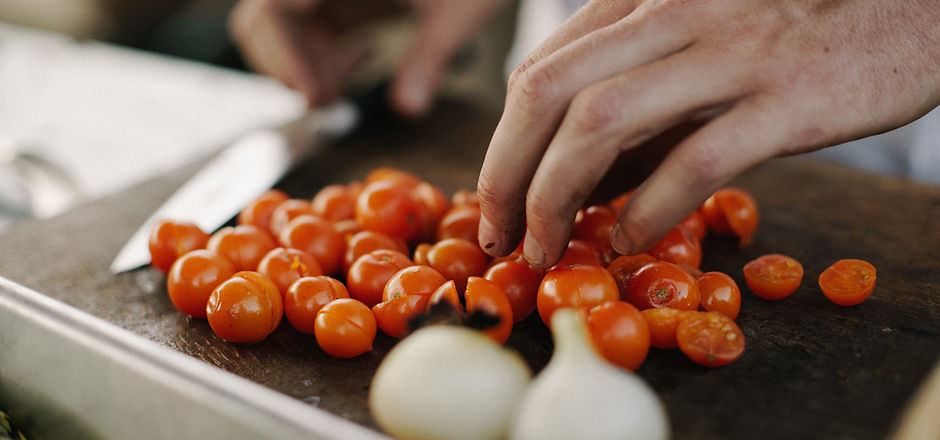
[109, 84, 388, 273]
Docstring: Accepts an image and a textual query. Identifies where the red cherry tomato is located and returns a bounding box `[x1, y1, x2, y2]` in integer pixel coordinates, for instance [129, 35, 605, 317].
[696, 271, 742, 320]
[676, 311, 746, 367]
[640, 307, 692, 349]
[256, 247, 323, 296]
[678, 209, 707, 242]
[701, 188, 759, 245]
[382, 265, 447, 302]
[166, 249, 236, 318]
[343, 230, 408, 273]
[372, 294, 431, 339]
[346, 249, 413, 307]
[278, 215, 345, 276]
[451, 189, 480, 207]
[571, 205, 618, 261]
[315, 298, 376, 358]
[537, 264, 620, 328]
[425, 238, 489, 292]
[436, 204, 481, 243]
[624, 261, 700, 310]
[586, 301, 651, 371]
[606, 253, 657, 301]
[148, 219, 210, 272]
[269, 198, 316, 236]
[237, 189, 289, 232]
[465, 276, 514, 344]
[207, 224, 277, 272]
[742, 253, 804, 300]
[283, 276, 348, 334]
[206, 271, 283, 343]
[355, 180, 421, 241]
[644, 226, 702, 269]
[818, 259, 877, 306]
[550, 239, 603, 270]
[483, 260, 540, 323]
[311, 184, 359, 222]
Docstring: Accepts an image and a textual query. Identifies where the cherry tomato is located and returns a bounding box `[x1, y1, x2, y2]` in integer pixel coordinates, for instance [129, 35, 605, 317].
[451, 189, 480, 207]
[148, 219, 210, 272]
[311, 184, 359, 222]
[256, 247, 323, 296]
[483, 260, 540, 323]
[676, 311, 746, 367]
[465, 276, 514, 344]
[586, 301, 650, 371]
[382, 265, 447, 302]
[315, 298, 376, 358]
[436, 204, 481, 243]
[412, 243, 433, 266]
[742, 253, 804, 300]
[428, 280, 464, 314]
[355, 179, 421, 241]
[550, 239, 603, 270]
[166, 249, 236, 318]
[640, 307, 692, 349]
[346, 249, 413, 307]
[644, 226, 702, 269]
[332, 218, 361, 238]
[364, 167, 423, 188]
[701, 188, 759, 245]
[269, 198, 316, 236]
[372, 294, 430, 339]
[207, 224, 278, 271]
[425, 238, 489, 292]
[696, 271, 742, 320]
[278, 215, 345, 276]
[678, 209, 708, 242]
[818, 259, 877, 306]
[343, 230, 408, 273]
[606, 253, 657, 301]
[537, 264, 620, 328]
[571, 205, 617, 260]
[237, 189, 289, 232]
[206, 271, 283, 343]
[411, 181, 451, 243]
[624, 261, 700, 310]
[284, 276, 348, 334]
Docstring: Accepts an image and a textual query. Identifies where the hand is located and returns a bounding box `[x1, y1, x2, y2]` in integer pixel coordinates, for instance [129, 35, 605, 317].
[476, 0, 940, 268]
[229, 0, 509, 116]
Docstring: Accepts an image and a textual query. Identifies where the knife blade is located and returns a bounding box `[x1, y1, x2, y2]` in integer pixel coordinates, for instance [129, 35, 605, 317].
[109, 90, 374, 274]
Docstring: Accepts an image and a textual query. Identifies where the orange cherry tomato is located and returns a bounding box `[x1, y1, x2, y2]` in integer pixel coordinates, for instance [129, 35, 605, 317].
[451, 189, 480, 207]
[537, 264, 620, 328]
[315, 298, 376, 358]
[606, 253, 657, 301]
[237, 189, 289, 232]
[676, 311, 746, 367]
[640, 307, 692, 349]
[696, 271, 742, 320]
[586, 301, 651, 371]
[425, 238, 489, 292]
[551, 239, 603, 270]
[483, 260, 540, 323]
[464, 276, 514, 344]
[207, 224, 277, 272]
[742, 253, 804, 300]
[269, 198, 316, 236]
[678, 209, 707, 242]
[206, 271, 283, 343]
[364, 167, 423, 188]
[428, 280, 464, 314]
[701, 188, 759, 245]
[818, 259, 877, 306]
[283, 276, 349, 334]
[625, 261, 700, 310]
[343, 230, 408, 273]
[256, 247, 323, 296]
[167, 249, 236, 318]
[644, 226, 702, 269]
[372, 294, 431, 339]
[278, 215, 345, 276]
[436, 204, 481, 243]
[355, 180, 421, 242]
[411, 181, 452, 243]
[311, 184, 359, 222]
[346, 249, 413, 307]
[383, 265, 447, 302]
[412, 243, 433, 266]
[148, 219, 210, 272]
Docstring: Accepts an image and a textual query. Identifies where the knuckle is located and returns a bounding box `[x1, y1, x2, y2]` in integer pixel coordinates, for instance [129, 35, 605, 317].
[507, 62, 562, 115]
[566, 87, 620, 134]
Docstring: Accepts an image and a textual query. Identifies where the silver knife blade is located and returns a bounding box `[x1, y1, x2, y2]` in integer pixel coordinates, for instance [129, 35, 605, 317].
[109, 99, 359, 273]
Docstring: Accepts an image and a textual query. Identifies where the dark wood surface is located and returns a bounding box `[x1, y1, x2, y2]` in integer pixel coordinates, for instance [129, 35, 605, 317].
[1, 100, 938, 440]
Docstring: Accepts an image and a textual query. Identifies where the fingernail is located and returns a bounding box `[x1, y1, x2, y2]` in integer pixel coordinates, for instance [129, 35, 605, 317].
[610, 222, 635, 256]
[478, 214, 500, 256]
[523, 233, 546, 266]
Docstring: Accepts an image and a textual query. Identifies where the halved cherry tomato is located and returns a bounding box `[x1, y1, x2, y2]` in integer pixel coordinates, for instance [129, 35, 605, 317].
[167, 249, 236, 318]
[436, 204, 481, 243]
[284, 276, 348, 334]
[278, 215, 345, 276]
[149, 219, 210, 272]
[586, 301, 650, 371]
[346, 249, 413, 307]
[742, 253, 804, 300]
[701, 188, 758, 245]
[624, 261, 700, 310]
[372, 294, 431, 338]
[425, 238, 489, 292]
[343, 230, 408, 273]
[676, 311, 746, 367]
[606, 253, 657, 301]
[269, 198, 316, 236]
[256, 247, 323, 296]
[640, 307, 692, 349]
[483, 260, 540, 323]
[355, 179, 421, 241]
[818, 259, 877, 306]
[382, 265, 447, 302]
[428, 280, 464, 315]
[644, 226, 702, 269]
[464, 276, 514, 344]
[537, 264, 620, 328]
[315, 298, 376, 358]
[696, 271, 741, 320]
[311, 184, 359, 222]
[238, 189, 289, 232]
[207, 225, 277, 271]
[206, 271, 283, 343]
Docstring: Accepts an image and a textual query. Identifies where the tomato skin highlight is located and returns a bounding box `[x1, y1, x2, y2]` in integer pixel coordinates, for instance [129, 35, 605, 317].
[818, 259, 877, 306]
[149, 220, 210, 272]
[238, 189, 289, 232]
[382, 265, 447, 302]
[676, 311, 746, 367]
[346, 249, 413, 307]
[206, 271, 283, 344]
[696, 271, 742, 320]
[278, 215, 345, 276]
[743, 253, 804, 300]
[207, 224, 278, 272]
[537, 264, 620, 328]
[167, 249, 236, 318]
[256, 247, 323, 296]
[315, 298, 376, 358]
[624, 261, 701, 311]
[586, 301, 651, 371]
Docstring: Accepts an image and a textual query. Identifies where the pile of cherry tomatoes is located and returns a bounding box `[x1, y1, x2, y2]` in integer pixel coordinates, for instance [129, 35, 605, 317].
[149, 167, 876, 369]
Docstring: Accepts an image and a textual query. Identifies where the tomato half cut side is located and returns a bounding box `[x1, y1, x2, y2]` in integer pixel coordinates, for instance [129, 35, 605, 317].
[818, 259, 877, 306]
[676, 311, 746, 367]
